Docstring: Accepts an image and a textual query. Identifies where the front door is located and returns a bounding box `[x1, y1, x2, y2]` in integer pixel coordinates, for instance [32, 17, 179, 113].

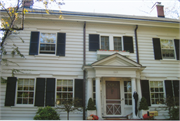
[106, 81, 121, 115]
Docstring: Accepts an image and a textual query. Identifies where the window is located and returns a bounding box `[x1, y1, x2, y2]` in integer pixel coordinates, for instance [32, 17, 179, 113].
[56, 79, 73, 105]
[16, 78, 35, 104]
[93, 80, 96, 105]
[160, 39, 175, 59]
[150, 81, 164, 105]
[124, 81, 132, 105]
[101, 36, 109, 50]
[114, 37, 122, 51]
[40, 33, 56, 54]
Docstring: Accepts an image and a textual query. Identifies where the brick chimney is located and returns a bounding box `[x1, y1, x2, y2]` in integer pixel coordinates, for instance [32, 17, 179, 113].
[156, 3, 165, 17]
[23, 0, 34, 9]
[151, 2, 165, 18]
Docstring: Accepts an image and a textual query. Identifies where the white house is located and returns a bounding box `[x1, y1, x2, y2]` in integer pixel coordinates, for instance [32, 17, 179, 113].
[0, 2, 179, 120]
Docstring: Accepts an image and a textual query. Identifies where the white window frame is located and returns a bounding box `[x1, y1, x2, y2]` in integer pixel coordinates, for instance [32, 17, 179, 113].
[55, 79, 74, 106]
[99, 34, 124, 51]
[15, 78, 36, 106]
[38, 32, 57, 55]
[160, 39, 176, 60]
[149, 80, 166, 106]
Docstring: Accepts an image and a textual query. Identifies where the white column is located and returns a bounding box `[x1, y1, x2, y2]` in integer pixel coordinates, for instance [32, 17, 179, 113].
[131, 78, 138, 119]
[95, 77, 102, 119]
[86, 78, 93, 106]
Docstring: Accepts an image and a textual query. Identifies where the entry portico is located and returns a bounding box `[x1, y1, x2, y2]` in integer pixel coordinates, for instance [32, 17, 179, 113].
[83, 53, 146, 119]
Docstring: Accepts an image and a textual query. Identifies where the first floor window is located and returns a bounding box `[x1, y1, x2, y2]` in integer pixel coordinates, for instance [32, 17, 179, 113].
[124, 81, 132, 105]
[150, 81, 164, 104]
[56, 79, 73, 105]
[161, 39, 175, 59]
[114, 37, 122, 51]
[17, 78, 35, 104]
[40, 33, 56, 54]
[101, 36, 109, 50]
[93, 80, 96, 105]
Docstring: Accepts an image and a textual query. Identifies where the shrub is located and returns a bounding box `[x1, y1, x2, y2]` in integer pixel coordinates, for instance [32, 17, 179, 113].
[34, 106, 60, 120]
[139, 97, 149, 110]
[86, 98, 96, 110]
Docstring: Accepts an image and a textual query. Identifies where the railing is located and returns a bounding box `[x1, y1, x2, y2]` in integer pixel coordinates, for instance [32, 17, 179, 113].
[106, 99, 121, 115]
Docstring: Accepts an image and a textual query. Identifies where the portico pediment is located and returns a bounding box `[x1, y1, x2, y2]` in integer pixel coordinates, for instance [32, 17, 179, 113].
[92, 53, 142, 67]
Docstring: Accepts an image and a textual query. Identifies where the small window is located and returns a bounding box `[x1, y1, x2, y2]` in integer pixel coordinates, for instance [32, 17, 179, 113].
[161, 39, 175, 59]
[101, 36, 109, 50]
[56, 79, 73, 105]
[17, 78, 35, 104]
[114, 37, 122, 51]
[93, 80, 96, 105]
[124, 81, 132, 105]
[150, 81, 164, 105]
[40, 33, 56, 54]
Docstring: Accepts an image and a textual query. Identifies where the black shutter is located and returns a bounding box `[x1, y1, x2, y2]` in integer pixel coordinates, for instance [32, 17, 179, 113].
[152, 38, 162, 60]
[5, 77, 17, 106]
[174, 39, 179, 60]
[164, 80, 173, 98]
[57, 33, 66, 56]
[123, 36, 134, 53]
[173, 80, 179, 105]
[29, 31, 39, 55]
[35, 78, 45, 106]
[46, 78, 55, 106]
[140, 80, 151, 106]
[74, 79, 83, 107]
[89, 34, 99, 51]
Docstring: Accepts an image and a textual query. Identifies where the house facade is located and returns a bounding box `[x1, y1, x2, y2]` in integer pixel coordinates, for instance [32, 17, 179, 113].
[0, 5, 179, 120]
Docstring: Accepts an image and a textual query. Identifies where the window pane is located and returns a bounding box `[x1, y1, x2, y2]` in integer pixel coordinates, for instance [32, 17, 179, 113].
[17, 79, 34, 105]
[101, 36, 109, 50]
[114, 37, 122, 51]
[40, 33, 56, 43]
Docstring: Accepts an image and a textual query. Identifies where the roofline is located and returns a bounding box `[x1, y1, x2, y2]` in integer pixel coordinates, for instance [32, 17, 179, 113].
[1, 9, 180, 23]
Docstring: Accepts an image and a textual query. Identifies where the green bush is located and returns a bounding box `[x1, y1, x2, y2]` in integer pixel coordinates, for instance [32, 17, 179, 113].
[86, 98, 96, 110]
[34, 106, 60, 120]
[139, 97, 149, 110]
[169, 107, 179, 120]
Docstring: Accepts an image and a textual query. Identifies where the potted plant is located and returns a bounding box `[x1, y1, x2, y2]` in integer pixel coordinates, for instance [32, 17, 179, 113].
[139, 97, 149, 119]
[86, 98, 96, 118]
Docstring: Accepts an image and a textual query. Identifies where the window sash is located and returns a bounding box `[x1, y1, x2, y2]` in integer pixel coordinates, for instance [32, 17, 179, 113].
[16, 78, 35, 105]
[101, 36, 109, 50]
[39, 32, 57, 54]
[114, 37, 122, 51]
[150, 81, 165, 105]
[56, 79, 73, 105]
[124, 81, 132, 105]
[160, 39, 176, 59]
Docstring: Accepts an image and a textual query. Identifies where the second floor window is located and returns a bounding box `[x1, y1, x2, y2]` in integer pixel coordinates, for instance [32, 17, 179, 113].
[40, 33, 56, 54]
[114, 37, 122, 51]
[101, 36, 109, 50]
[160, 39, 175, 59]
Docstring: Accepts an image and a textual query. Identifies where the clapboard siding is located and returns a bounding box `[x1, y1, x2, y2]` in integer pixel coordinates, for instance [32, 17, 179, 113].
[1, 20, 84, 120]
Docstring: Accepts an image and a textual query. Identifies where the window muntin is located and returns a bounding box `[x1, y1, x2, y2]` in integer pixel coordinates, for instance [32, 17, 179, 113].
[40, 33, 56, 54]
[17, 78, 35, 104]
[101, 36, 109, 50]
[114, 37, 122, 51]
[56, 79, 73, 105]
[161, 39, 175, 59]
[150, 81, 164, 105]
[124, 81, 132, 105]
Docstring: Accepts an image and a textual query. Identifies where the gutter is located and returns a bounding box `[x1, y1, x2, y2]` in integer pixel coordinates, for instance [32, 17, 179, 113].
[134, 25, 139, 64]
[83, 21, 86, 120]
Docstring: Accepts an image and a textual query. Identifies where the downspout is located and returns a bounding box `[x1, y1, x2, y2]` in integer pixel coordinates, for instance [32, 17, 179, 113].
[83, 21, 86, 120]
[134, 25, 139, 64]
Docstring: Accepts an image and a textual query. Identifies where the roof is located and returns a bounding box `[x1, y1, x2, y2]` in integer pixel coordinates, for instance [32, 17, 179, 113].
[1, 8, 180, 24]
